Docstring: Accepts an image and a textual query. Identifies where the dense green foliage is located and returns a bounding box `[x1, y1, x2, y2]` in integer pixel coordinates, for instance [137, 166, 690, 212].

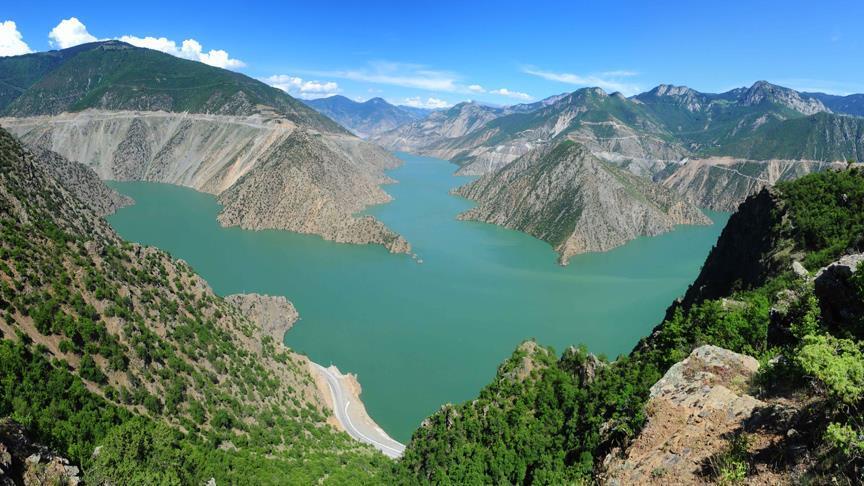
[776, 167, 864, 268]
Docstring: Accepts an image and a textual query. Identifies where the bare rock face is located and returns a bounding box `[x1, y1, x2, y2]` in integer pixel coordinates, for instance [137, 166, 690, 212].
[603, 346, 762, 485]
[661, 157, 843, 212]
[2, 110, 409, 253]
[454, 141, 709, 264]
[226, 293, 299, 344]
[0, 419, 81, 486]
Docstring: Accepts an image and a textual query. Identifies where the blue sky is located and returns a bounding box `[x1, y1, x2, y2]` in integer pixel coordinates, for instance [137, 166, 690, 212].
[2, 1, 863, 107]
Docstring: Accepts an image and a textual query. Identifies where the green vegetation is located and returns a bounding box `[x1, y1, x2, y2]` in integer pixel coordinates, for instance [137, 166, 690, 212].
[0, 40, 344, 134]
[394, 168, 864, 483]
[776, 167, 864, 268]
[0, 127, 388, 483]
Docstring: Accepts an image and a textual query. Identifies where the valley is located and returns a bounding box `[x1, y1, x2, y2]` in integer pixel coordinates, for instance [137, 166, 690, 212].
[105, 153, 728, 441]
[1, 9, 863, 482]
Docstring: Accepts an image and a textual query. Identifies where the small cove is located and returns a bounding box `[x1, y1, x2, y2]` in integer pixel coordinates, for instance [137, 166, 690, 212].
[106, 153, 729, 443]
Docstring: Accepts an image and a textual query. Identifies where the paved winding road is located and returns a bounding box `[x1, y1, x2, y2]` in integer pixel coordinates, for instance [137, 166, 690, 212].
[311, 362, 406, 458]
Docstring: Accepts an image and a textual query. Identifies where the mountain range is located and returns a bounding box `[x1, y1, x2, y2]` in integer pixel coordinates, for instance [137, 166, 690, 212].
[0, 40, 410, 253]
[304, 95, 432, 138]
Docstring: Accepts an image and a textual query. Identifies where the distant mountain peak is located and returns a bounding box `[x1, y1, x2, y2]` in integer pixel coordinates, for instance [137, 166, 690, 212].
[650, 84, 698, 97]
[742, 80, 828, 115]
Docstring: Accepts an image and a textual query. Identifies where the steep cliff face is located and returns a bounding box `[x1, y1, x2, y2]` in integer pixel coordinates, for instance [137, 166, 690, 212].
[678, 187, 791, 309]
[454, 141, 709, 264]
[1, 110, 409, 253]
[661, 157, 844, 212]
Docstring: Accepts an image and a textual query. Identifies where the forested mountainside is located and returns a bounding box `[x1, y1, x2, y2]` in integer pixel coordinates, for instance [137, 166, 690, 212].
[0, 127, 390, 483]
[453, 141, 710, 263]
[394, 167, 864, 484]
[0, 41, 410, 254]
[305, 96, 429, 138]
[0, 40, 342, 133]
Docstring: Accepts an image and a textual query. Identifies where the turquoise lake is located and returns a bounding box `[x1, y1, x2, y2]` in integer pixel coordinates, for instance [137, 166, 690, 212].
[106, 153, 728, 443]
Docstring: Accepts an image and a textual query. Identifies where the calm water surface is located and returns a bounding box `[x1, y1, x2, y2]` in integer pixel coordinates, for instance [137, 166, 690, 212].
[107, 153, 728, 442]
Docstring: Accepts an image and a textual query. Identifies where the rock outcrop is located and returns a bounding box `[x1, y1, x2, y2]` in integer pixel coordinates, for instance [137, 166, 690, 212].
[603, 346, 763, 485]
[226, 293, 299, 344]
[0, 419, 81, 486]
[454, 141, 710, 264]
[814, 252, 864, 338]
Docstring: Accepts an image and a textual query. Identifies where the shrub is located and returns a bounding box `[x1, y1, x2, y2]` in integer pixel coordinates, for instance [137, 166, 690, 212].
[795, 334, 864, 405]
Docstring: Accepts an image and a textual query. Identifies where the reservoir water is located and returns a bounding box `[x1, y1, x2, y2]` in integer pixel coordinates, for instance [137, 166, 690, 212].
[106, 153, 728, 442]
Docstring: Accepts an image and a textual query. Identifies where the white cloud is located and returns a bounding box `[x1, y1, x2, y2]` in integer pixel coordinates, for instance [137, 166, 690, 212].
[265, 74, 340, 98]
[48, 17, 97, 49]
[523, 67, 642, 95]
[306, 62, 460, 92]
[400, 96, 452, 109]
[0, 20, 31, 56]
[489, 88, 533, 101]
[47, 18, 244, 69]
[468, 84, 486, 93]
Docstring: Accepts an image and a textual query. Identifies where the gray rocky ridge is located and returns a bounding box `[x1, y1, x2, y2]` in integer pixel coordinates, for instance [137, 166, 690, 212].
[454, 141, 710, 264]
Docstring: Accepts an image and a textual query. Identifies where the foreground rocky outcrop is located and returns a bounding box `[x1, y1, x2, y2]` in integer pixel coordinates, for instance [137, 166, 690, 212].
[603, 346, 766, 484]
[454, 141, 710, 264]
[0, 419, 81, 486]
[814, 252, 864, 338]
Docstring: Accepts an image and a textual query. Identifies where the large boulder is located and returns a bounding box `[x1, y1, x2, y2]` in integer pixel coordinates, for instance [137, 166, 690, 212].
[603, 346, 763, 485]
[814, 253, 864, 339]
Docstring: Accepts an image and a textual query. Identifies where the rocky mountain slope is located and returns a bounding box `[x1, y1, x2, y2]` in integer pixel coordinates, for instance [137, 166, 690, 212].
[0, 41, 409, 254]
[660, 156, 846, 211]
[806, 92, 864, 117]
[304, 95, 429, 138]
[0, 127, 389, 483]
[25, 143, 132, 217]
[370, 101, 505, 156]
[376, 81, 861, 213]
[454, 141, 710, 263]
[395, 167, 864, 484]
